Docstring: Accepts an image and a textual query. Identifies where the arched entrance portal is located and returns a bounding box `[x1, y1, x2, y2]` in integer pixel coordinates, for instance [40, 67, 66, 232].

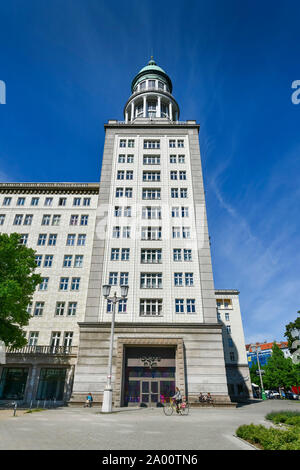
[124, 347, 176, 407]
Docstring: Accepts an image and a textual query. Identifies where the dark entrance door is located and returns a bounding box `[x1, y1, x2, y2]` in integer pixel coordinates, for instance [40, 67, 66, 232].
[123, 347, 176, 407]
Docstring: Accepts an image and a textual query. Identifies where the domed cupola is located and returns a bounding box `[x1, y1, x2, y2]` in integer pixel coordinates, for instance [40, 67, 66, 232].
[124, 57, 180, 123]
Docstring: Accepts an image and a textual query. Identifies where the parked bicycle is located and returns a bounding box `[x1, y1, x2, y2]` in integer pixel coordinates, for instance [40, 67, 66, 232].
[163, 398, 189, 416]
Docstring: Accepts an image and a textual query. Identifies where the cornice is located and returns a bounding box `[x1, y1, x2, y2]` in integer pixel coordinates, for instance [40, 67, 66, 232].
[0, 182, 100, 195]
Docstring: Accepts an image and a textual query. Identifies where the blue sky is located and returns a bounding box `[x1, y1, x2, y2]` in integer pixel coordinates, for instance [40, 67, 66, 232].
[0, 0, 300, 343]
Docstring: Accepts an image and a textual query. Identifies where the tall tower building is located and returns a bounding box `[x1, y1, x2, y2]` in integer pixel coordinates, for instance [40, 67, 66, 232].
[71, 58, 232, 405]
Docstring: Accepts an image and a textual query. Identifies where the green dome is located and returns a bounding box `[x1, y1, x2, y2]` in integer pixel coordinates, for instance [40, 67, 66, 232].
[131, 57, 173, 93]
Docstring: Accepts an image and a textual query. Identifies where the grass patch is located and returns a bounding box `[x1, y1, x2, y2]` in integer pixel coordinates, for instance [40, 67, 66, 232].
[236, 411, 300, 450]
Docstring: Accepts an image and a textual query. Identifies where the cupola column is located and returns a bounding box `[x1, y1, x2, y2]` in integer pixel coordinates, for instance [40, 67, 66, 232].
[169, 101, 173, 121]
[156, 95, 161, 118]
[130, 101, 134, 122]
[143, 95, 147, 118]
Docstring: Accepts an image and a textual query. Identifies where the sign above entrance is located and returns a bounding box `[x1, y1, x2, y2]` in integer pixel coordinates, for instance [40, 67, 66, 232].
[140, 354, 161, 369]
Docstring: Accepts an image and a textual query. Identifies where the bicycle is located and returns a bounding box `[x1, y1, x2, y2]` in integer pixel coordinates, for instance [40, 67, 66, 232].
[163, 398, 189, 416]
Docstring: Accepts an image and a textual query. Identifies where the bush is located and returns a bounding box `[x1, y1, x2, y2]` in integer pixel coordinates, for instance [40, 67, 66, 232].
[236, 423, 300, 450]
[266, 410, 300, 426]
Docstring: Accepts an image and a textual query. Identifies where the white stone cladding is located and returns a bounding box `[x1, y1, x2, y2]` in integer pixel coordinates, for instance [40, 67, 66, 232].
[0, 183, 99, 348]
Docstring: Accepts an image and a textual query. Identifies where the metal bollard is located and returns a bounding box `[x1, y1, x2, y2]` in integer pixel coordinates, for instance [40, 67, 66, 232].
[43, 400, 46, 409]
[37, 400, 40, 409]
[13, 402, 17, 417]
[30, 400, 33, 410]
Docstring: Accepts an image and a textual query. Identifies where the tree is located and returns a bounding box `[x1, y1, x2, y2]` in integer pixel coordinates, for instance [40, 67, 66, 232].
[284, 312, 300, 353]
[250, 362, 263, 387]
[263, 343, 297, 390]
[0, 233, 42, 348]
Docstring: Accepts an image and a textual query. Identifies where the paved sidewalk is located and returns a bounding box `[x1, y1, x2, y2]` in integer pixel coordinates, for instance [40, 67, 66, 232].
[0, 400, 299, 450]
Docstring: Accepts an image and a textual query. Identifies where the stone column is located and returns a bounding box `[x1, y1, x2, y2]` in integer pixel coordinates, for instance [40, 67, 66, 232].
[169, 101, 173, 121]
[125, 111, 128, 123]
[143, 95, 147, 118]
[156, 96, 161, 118]
[24, 364, 38, 405]
[130, 101, 134, 122]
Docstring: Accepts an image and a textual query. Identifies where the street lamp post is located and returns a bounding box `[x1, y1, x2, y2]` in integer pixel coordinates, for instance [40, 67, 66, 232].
[291, 328, 300, 392]
[251, 344, 266, 400]
[101, 284, 129, 413]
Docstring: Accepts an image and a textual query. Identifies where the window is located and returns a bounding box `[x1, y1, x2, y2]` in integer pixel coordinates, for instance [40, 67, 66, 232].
[180, 188, 188, 198]
[120, 139, 126, 148]
[142, 206, 161, 219]
[73, 197, 81, 206]
[48, 234, 57, 246]
[141, 249, 162, 264]
[142, 189, 161, 200]
[128, 139, 135, 148]
[127, 155, 134, 163]
[109, 272, 118, 285]
[118, 299, 127, 313]
[143, 155, 160, 165]
[186, 299, 196, 313]
[45, 197, 53, 207]
[42, 214, 51, 225]
[55, 302, 65, 316]
[144, 140, 160, 149]
[83, 197, 91, 206]
[80, 215, 88, 226]
[185, 273, 194, 286]
[37, 234, 47, 246]
[63, 255, 72, 267]
[143, 171, 160, 181]
[19, 234, 28, 245]
[35, 255, 42, 267]
[171, 188, 178, 198]
[170, 155, 176, 163]
[178, 155, 185, 163]
[226, 325, 231, 334]
[111, 248, 119, 260]
[140, 299, 162, 316]
[141, 226, 161, 241]
[181, 207, 189, 217]
[125, 188, 132, 198]
[175, 299, 184, 313]
[112, 226, 120, 238]
[124, 206, 131, 217]
[114, 206, 122, 217]
[59, 197, 66, 206]
[50, 332, 61, 348]
[169, 140, 176, 148]
[28, 332, 39, 346]
[184, 249, 192, 261]
[68, 302, 77, 316]
[123, 226, 131, 238]
[70, 215, 78, 226]
[67, 234, 76, 246]
[116, 187, 123, 198]
[117, 170, 125, 180]
[71, 277, 80, 291]
[52, 215, 61, 226]
[64, 332, 73, 349]
[31, 197, 39, 206]
[59, 277, 69, 291]
[14, 214, 23, 225]
[173, 249, 182, 261]
[172, 207, 179, 218]
[39, 277, 49, 291]
[126, 171, 133, 180]
[177, 139, 184, 148]
[228, 338, 234, 347]
[158, 81, 164, 90]
[34, 302, 44, 316]
[179, 171, 186, 180]
[170, 171, 177, 180]
[121, 248, 130, 260]
[27, 303, 33, 315]
[74, 255, 83, 268]
[44, 255, 53, 267]
[217, 312, 221, 322]
[172, 227, 181, 239]
[120, 272, 128, 285]
[17, 197, 25, 206]
[174, 273, 183, 286]
[182, 227, 191, 239]
[23, 214, 33, 225]
[140, 273, 162, 289]
[77, 234, 86, 246]
[118, 154, 125, 163]
[3, 197, 11, 206]
[229, 352, 235, 361]
[225, 313, 230, 321]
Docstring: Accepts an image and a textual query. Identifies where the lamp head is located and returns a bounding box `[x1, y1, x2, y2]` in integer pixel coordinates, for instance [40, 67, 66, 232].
[103, 284, 111, 298]
[121, 284, 129, 298]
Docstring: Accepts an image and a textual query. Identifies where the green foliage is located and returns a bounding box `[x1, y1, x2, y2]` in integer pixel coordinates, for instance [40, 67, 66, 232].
[266, 410, 300, 426]
[249, 362, 262, 386]
[284, 312, 300, 353]
[236, 422, 300, 450]
[0, 233, 42, 348]
[262, 343, 297, 390]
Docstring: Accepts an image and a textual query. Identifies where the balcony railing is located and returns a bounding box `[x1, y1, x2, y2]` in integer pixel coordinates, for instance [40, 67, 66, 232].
[6, 345, 76, 355]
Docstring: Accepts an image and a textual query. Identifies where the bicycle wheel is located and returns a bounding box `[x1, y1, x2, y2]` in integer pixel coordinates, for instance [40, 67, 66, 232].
[163, 404, 174, 416]
[181, 403, 189, 415]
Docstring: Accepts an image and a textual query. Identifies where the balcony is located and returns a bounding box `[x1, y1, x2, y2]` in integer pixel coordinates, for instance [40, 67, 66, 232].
[6, 345, 77, 355]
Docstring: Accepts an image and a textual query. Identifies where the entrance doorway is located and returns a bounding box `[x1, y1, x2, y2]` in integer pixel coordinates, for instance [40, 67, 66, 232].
[123, 347, 176, 407]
